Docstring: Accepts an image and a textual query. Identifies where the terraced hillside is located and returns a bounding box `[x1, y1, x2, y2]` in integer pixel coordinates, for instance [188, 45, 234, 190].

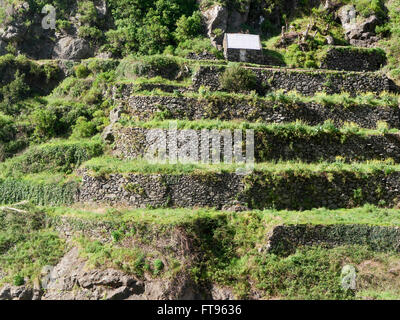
[3, 0, 400, 301]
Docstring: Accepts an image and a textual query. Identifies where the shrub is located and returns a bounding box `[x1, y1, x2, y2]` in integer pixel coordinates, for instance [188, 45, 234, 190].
[71, 117, 97, 139]
[153, 259, 164, 275]
[13, 274, 24, 286]
[220, 64, 258, 93]
[78, 26, 103, 42]
[174, 11, 203, 42]
[32, 107, 58, 140]
[117, 55, 182, 80]
[74, 65, 91, 79]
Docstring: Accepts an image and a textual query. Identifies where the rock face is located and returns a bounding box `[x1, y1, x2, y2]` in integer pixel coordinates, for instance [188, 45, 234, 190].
[0, 40, 6, 56]
[0, 283, 40, 300]
[42, 248, 146, 300]
[338, 5, 380, 47]
[202, 5, 228, 48]
[53, 37, 93, 60]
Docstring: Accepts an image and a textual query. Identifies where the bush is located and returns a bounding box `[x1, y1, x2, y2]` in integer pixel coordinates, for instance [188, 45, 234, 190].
[74, 65, 91, 79]
[174, 11, 203, 42]
[118, 55, 182, 80]
[32, 107, 58, 140]
[71, 117, 97, 139]
[0, 71, 30, 115]
[0, 139, 104, 175]
[220, 64, 258, 93]
[153, 259, 164, 275]
[78, 26, 103, 42]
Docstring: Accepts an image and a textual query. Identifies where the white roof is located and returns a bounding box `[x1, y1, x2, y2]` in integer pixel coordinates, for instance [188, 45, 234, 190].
[225, 33, 262, 50]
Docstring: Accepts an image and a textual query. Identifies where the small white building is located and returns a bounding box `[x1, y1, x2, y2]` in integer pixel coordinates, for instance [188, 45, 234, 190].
[223, 33, 263, 64]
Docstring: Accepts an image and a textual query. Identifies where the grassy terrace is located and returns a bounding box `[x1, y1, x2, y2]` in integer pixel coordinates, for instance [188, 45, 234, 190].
[115, 86, 400, 109]
[47, 205, 400, 227]
[43, 205, 400, 300]
[115, 118, 398, 136]
[82, 158, 400, 175]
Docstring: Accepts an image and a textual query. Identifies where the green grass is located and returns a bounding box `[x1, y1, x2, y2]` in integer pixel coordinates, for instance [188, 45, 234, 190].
[46, 204, 400, 299]
[82, 157, 400, 175]
[0, 138, 104, 178]
[127, 88, 400, 109]
[0, 204, 66, 286]
[46, 204, 400, 228]
[116, 118, 397, 136]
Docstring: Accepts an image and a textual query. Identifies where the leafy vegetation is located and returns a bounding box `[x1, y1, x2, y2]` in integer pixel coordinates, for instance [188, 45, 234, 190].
[0, 204, 65, 285]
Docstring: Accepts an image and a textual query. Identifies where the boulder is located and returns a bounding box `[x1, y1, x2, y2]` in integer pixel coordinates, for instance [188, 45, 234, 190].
[95, 0, 107, 18]
[228, 7, 250, 32]
[202, 4, 228, 48]
[0, 25, 25, 41]
[53, 36, 92, 60]
[0, 40, 7, 56]
[0, 284, 34, 300]
[338, 5, 380, 47]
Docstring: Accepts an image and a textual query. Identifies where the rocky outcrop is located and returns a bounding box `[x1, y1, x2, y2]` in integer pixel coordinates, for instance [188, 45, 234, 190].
[42, 248, 147, 300]
[338, 5, 381, 47]
[53, 36, 93, 60]
[0, 284, 39, 300]
[202, 5, 228, 48]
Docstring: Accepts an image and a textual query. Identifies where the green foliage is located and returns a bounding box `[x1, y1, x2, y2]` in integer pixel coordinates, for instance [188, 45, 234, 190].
[174, 11, 203, 42]
[380, 0, 400, 83]
[0, 139, 104, 176]
[153, 259, 164, 275]
[0, 177, 78, 206]
[117, 55, 182, 80]
[77, 237, 153, 278]
[346, 0, 386, 20]
[0, 206, 65, 285]
[32, 107, 58, 140]
[174, 37, 224, 59]
[71, 117, 97, 139]
[74, 65, 91, 79]
[285, 44, 318, 68]
[104, 0, 200, 56]
[220, 64, 258, 93]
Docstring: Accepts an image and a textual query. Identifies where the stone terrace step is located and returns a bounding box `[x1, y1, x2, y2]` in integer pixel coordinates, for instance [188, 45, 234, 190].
[110, 124, 400, 164]
[115, 94, 400, 129]
[48, 207, 400, 254]
[77, 161, 400, 210]
[192, 66, 398, 96]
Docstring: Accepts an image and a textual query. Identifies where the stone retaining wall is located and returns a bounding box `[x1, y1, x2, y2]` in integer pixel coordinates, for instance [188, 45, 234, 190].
[77, 171, 400, 210]
[320, 47, 387, 72]
[192, 66, 397, 95]
[121, 95, 400, 129]
[78, 173, 244, 209]
[266, 224, 400, 255]
[111, 126, 400, 163]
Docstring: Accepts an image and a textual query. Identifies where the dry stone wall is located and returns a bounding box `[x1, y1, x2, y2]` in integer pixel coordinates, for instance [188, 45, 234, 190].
[192, 66, 397, 95]
[266, 224, 400, 255]
[77, 172, 244, 209]
[77, 170, 400, 210]
[120, 95, 400, 129]
[320, 47, 387, 72]
[111, 127, 400, 163]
